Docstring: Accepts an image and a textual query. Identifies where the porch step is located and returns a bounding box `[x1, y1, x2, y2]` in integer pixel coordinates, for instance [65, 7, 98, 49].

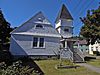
[73, 53, 84, 62]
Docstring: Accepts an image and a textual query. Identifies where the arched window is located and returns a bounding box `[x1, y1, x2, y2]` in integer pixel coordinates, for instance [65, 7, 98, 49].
[35, 24, 43, 28]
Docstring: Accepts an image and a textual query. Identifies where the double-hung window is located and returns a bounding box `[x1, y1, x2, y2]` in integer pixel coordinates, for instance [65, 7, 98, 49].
[33, 37, 45, 48]
[39, 38, 44, 47]
[33, 37, 38, 47]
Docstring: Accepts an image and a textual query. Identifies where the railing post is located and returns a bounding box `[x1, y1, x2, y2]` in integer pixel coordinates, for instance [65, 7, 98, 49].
[65, 40, 67, 49]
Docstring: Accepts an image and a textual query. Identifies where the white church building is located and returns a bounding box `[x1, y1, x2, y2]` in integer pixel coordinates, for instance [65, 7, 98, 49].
[10, 4, 85, 62]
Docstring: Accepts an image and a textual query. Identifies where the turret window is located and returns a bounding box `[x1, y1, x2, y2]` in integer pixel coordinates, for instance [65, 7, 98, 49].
[64, 28, 69, 32]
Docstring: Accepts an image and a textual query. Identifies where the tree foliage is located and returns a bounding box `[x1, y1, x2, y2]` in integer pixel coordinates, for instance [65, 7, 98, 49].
[80, 6, 100, 44]
[0, 9, 13, 46]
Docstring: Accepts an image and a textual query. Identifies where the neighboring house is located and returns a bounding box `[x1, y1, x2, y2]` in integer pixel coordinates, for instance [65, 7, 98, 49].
[89, 39, 100, 55]
[73, 40, 89, 53]
[10, 12, 61, 58]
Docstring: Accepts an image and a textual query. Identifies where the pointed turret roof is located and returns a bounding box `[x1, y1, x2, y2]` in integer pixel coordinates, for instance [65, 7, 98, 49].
[55, 4, 73, 23]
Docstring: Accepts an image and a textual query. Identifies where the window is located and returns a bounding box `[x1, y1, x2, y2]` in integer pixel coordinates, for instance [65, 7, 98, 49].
[64, 28, 69, 32]
[33, 37, 45, 48]
[39, 38, 44, 47]
[33, 37, 38, 47]
[36, 24, 43, 28]
[81, 49, 83, 52]
[91, 47, 93, 51]
[96, 47, 98, 51]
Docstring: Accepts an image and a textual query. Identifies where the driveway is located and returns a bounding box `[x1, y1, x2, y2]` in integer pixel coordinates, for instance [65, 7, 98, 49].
[78, 63, 100, 73]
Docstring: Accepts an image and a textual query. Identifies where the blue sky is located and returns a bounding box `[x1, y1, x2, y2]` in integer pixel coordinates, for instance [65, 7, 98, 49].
[0, 0, 99, 35]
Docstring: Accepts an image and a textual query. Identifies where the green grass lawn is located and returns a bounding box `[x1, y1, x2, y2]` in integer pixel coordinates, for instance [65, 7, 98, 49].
[87, 59, 100, 67]
[35, 59, 100, 75]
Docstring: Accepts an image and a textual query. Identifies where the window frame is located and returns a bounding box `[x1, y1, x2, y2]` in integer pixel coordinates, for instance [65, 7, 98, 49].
[32, 37, 45, 48]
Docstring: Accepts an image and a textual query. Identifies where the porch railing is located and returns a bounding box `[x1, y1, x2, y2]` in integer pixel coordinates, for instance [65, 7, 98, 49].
[60, 47, 73, 61]
[74, 48, 84, 61]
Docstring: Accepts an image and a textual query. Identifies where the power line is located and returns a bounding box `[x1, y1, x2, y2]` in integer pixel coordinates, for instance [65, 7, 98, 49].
[74, 0, 94, 22]
[73, 0, 96, 35]
[78, 0, 94, 17]
[72, 0, 82, 13]
[73, 0, 88, 17]
[74, 0, 95, 33]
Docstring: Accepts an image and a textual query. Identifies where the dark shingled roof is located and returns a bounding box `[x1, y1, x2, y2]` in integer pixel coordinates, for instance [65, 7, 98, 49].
[55, 4, 73, 23]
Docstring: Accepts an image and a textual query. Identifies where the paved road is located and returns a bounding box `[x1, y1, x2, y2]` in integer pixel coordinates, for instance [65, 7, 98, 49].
[78, 63, 100, 73]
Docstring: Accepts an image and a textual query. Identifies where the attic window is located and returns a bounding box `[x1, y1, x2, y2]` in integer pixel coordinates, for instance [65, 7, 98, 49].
[35, 24, 43, 28]
[38, 18, 43, 22]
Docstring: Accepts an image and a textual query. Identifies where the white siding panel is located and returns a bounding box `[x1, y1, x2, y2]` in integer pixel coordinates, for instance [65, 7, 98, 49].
[10, 36, 28, 55]
[61, 20, 73, 27]
[10, 34, 60, 56]
[55, 20, 61, 28]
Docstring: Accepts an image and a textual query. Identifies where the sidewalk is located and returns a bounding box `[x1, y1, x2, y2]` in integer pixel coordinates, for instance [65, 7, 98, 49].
[78, 63, 100, 73]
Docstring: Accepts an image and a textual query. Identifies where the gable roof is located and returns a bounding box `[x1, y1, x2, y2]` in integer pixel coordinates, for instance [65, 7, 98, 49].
[55, 4, 73, 23]
[11, 11, 61, 38]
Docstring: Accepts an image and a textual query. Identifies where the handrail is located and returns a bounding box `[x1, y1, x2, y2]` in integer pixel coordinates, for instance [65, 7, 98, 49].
[74, 48, 84, 61]
[60, 47, 73, 61]
[67, 47, 73, 61]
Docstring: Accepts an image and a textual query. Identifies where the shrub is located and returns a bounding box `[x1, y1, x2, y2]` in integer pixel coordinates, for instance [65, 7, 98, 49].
[0, 60, 37, 75]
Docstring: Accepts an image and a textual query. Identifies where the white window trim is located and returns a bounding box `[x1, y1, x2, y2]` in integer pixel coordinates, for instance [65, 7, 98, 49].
[32, 37, 45, 48]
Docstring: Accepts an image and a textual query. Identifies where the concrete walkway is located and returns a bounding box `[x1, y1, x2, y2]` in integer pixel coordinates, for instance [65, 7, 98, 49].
[78, 63, 100, 73]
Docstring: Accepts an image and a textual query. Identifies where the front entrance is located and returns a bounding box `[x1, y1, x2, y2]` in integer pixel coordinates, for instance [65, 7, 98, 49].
[60, 39, 73, 51]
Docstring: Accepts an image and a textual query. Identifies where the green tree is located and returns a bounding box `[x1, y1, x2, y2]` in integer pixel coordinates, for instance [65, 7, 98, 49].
[80, 6, 100, 44]
[0, 9, 13, 49]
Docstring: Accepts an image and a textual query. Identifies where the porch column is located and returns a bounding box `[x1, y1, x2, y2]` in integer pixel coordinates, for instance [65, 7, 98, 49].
[77, 40, 80, 49]
[65, 40, 67, 49]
